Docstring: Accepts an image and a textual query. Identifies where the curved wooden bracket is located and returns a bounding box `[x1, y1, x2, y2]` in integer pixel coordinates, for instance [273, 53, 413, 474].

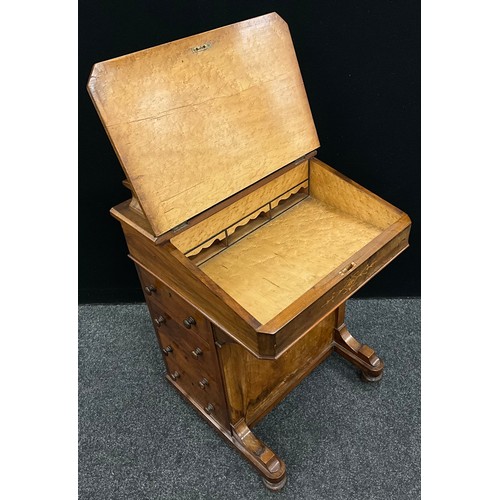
[332, 303, 384, 381]
[231, 420, 286, 486]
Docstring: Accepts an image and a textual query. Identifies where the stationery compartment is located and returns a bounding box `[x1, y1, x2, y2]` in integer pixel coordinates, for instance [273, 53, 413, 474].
[171, 157, 406, 325]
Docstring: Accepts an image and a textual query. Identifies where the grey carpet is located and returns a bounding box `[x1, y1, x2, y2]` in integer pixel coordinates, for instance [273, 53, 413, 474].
[79, 298, 420, 500]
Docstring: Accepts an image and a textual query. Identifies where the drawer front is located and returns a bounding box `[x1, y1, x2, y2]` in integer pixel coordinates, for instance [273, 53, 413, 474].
[145, 299, 230, 429]
[135, 263, 213, 344]
[155, 313, 219, 383]
[165, 356, 229, 429]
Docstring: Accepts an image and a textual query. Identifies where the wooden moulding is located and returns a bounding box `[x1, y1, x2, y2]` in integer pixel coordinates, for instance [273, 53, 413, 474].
[111, 200, 156, 241]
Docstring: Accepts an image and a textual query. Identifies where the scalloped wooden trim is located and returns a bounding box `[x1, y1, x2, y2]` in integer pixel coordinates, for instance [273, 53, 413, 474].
[186, 185, 308, 262]
[171, 162, 309, 254]
[271, 183, 306, 209]
[186, 232, 226, 258]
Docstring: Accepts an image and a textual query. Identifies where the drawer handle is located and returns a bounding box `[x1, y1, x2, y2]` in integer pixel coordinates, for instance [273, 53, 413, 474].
[183, 316, 196, 329]
[198, 378, 209, 390]
[191, 347, 203, 358]
[170, 371, 180, 381]
[162, 345, 173, 356]
[204, 403, 214, 415]
[144, 285, 156, 295]
[154, 315, 166, 327]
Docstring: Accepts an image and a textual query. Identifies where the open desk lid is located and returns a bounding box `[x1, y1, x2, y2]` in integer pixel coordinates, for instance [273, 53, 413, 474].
[88, 13, 319, 236]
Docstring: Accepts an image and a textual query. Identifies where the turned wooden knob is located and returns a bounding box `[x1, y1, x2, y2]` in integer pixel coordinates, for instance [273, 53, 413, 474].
[204, 403, 214, 415]
[144, 285, 156, 295]
[162, 345, 173, 356]
[154, 315, 166, 326]
[183, 316, 196, 329]
[170, 371, 180, 380]
[198, 378, 208, 390]
[191, 347, 203, 358]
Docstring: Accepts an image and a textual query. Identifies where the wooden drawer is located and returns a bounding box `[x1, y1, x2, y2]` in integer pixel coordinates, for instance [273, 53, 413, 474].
[135, 263, 213, 345]
[147, 301, 219, 381]
[145, 299, 229, 428]
[165, 355, 229, 429]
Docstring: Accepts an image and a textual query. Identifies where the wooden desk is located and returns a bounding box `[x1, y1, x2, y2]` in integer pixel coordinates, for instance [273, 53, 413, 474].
[88, 13, 411, 490]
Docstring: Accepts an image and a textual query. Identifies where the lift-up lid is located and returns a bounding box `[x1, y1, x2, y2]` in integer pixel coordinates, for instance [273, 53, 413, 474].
[88, 12, 319, 236]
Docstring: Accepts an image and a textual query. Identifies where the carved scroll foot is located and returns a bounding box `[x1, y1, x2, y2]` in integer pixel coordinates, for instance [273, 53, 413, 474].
[232, 420, 286, 490]
[333, 303, 384, 382]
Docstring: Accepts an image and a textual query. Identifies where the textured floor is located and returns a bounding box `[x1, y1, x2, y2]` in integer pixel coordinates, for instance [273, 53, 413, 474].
[79, 298, 420, 500]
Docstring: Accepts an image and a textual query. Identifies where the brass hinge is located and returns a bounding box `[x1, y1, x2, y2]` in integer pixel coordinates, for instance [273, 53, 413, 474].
[171, 221, 189, 233]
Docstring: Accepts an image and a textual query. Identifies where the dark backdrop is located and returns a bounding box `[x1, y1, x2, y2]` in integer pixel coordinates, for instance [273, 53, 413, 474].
[79, 1, 420, 303]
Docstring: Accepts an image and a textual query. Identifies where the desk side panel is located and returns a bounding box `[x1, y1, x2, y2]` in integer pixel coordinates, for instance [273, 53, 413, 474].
[310, 157, 403, 229]
[216, 314, 334, 426]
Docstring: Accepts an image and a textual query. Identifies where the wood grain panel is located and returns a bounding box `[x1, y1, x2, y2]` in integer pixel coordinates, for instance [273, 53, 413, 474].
[310, 158, 401, 229]
[265, 220, 411, 356]
[88, 13, 319, 235]
[200, 197, 382, 324]
[217, 314, 334, 425]
[171, 161, 308, 255]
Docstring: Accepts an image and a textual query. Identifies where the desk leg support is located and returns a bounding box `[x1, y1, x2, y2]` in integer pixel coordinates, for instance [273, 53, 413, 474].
[231, 420, 286, 491]
[332, 302, 384, 382]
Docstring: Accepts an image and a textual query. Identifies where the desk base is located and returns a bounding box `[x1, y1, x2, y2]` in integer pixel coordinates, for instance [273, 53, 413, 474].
[218, 301, 384, 490]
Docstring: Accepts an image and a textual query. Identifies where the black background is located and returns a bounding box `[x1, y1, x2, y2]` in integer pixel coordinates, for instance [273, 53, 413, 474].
[79, 0, 420, 303]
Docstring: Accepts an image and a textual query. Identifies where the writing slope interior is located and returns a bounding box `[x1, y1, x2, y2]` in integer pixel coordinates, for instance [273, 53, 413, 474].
[170, 157, 404, 325]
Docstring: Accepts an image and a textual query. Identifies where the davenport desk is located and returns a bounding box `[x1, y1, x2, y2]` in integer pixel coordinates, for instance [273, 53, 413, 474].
[87, 13, 411, 490]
